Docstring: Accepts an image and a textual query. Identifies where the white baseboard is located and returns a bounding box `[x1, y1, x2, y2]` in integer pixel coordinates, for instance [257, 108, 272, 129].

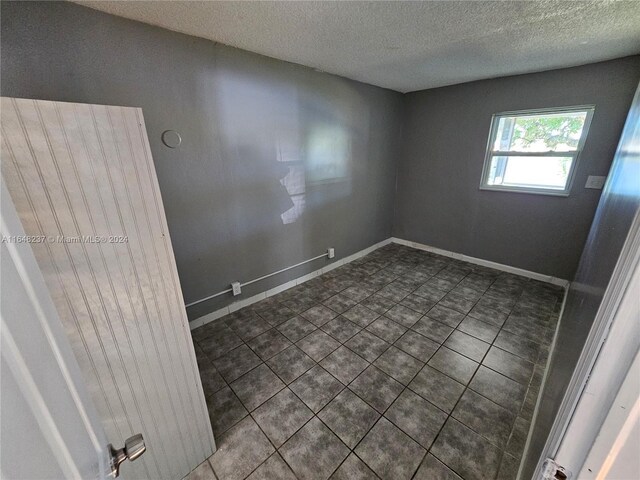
[390, 237, 570, 288]
[189, 236, 569, 330]
[189, 238, 393, 330]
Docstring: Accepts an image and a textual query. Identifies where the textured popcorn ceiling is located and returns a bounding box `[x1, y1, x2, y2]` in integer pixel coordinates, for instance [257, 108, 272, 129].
[74, 1, 640, 92]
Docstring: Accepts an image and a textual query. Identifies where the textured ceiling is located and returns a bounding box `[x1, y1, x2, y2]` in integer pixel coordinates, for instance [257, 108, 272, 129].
[74, 1, 640, 92]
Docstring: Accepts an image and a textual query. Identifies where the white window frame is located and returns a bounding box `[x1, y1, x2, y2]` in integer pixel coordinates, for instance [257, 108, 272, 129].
[479, 105, 595, 196]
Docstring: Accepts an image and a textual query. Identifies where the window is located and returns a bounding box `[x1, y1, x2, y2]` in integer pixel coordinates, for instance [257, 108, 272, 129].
[480, 106, 594, 196]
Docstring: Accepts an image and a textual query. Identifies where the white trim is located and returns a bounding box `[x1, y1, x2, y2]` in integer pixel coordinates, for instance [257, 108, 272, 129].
[190, 236, 568, 330]
[531, 208, 640, 479]
[0, 319, 82, 479]
[185, 251, 331, 308]
[1, 213, 105, 456]
[493, 105, 597, 117]
[1, 177, 110, 479]
[189, 238, 392, 330]
[491, 151, 581, 157]
[539, 208, 640, 478]
[479, 105, 595, 197]
[578, 350, 640, 479]
[518, 277, 571, 480]
[390, 237, 570, 287]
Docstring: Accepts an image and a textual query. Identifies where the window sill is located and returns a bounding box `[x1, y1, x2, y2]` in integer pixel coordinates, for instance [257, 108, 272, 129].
[479, 185, 570, 197]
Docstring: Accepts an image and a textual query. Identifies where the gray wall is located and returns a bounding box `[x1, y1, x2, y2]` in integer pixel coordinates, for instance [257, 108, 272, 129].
[3, 1, 638, 322]
[394, 57, 640, 280]
[3, 4, 640, 474]
[0, 1, 404, 320]
[522, 84, 640, 479]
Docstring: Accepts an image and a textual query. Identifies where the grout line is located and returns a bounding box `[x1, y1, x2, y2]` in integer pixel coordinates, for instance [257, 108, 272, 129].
[424, 275, 561, 480]
[190, 236, 567, 331]
[201, 332, 335, 479]
[417, 277, 526, 479]
[394, 273, 491, 479]
[206, 307, 363, 477]
[197, 244, 562, 480]
[310, 264, 488, 476]
[391, 237, 570, 288]
[189, 239, 393, 330]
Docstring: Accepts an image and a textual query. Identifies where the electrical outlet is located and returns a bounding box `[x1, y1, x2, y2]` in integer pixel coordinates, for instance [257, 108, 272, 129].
[585, 175, 606, 190]
[231, 282, 241, 296]
[327, 248, 335, 259]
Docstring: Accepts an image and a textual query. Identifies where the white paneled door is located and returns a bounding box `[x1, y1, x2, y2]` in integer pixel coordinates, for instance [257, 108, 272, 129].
[1, 97, 214, 480]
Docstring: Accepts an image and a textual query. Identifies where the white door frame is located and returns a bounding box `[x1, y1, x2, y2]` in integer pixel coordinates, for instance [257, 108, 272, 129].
[531, 207, 640, 479]
[579, 348, 639, 479]
[1, 177, 111, 479]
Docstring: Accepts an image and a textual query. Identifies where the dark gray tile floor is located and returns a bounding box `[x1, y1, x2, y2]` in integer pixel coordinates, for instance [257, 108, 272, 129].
[190, 244, 563, 480]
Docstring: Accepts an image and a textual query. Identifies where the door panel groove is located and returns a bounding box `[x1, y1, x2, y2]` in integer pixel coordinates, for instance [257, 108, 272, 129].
[54, 101, 170, 479]
[98, 104, 192, 475]
[2, 104, 134, 456]
[2, 97, 215, 480]
[70, 102, 176, 478]
[38, 100, 160, 479]
[119, 107, 208, 457]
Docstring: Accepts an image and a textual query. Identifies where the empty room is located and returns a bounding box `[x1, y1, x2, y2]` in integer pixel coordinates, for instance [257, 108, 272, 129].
[1, 1, 639, 480]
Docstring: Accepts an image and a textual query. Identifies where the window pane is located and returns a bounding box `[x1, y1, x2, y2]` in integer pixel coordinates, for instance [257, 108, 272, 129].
[492, 111, 588, 153]
[487, 155, 573, 190]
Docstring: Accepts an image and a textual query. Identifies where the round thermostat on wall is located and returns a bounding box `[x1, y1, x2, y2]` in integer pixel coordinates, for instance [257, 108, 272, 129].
[161, 130, 182, 148]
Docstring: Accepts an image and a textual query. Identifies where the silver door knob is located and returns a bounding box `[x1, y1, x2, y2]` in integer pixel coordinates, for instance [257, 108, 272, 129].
[109, 433, 146, 477]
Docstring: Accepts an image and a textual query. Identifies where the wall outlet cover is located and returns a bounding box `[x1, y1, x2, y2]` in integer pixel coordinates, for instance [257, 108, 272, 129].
[328, 248, 335, 259]
[585, 175, 606, 189]
[231, 282, 241, 296]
